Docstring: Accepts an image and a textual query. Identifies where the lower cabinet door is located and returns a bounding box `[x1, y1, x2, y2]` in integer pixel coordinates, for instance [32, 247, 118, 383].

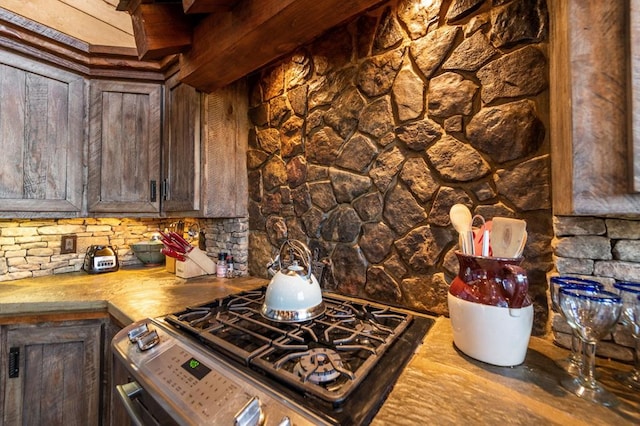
[2, 320, 102, 426]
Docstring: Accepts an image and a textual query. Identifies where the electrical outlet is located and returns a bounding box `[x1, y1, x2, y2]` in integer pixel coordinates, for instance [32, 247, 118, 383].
[61, 235, 77, 254]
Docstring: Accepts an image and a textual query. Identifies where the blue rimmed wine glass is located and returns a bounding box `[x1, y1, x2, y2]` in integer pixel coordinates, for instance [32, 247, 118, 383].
[550, 276, 604, 375]
[613, 281, 640, 390]
[559, 287, 622, 406]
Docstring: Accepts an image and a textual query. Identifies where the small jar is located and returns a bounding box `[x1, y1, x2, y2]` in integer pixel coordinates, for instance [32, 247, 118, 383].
[216, 253, 227, 278]
[226, 255, 234, 278]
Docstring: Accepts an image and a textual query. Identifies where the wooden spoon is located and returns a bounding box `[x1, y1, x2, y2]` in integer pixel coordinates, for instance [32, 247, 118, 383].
[450, 204, 473, 254]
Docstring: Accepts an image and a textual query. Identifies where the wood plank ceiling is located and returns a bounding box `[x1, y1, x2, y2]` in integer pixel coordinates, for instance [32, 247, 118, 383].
[0, 0, 136, 48]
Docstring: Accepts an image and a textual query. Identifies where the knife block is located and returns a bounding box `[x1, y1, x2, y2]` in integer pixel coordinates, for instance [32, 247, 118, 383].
[185, 247, 216, 275]
[176, 258, 209, 279]
[166, 256, 176, 273]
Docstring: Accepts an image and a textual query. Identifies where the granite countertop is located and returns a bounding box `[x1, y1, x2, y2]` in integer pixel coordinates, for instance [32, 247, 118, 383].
[0, 266, 267, 325]
[375, 319, 640, 425]
[1, 267, 638, 424]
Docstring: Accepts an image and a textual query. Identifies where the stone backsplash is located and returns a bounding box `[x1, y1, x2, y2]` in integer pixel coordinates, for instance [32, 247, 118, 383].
[247, 0, 554, 334]
[552, 216, 640, 362]
[0, 217, 249, 281]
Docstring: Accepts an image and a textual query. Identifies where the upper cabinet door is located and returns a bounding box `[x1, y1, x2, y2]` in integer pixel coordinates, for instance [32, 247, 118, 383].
[551, 2, 640, 215]
[88, 80, 162, 214]
[201, 79, 248, 218]
[0, 51, 83, 215]
[162, 73, 201, 215]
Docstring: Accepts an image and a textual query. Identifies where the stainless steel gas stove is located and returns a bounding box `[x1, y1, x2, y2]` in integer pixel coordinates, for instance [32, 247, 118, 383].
[112, 287, 435, 425]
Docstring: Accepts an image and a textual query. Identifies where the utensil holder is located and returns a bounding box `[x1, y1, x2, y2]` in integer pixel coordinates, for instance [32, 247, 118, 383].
[448, 293, 533, 366]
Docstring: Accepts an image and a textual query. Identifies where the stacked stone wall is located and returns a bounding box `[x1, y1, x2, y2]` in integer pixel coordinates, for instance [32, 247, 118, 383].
[204, 217, 250, 276]
[552, 216, 640, 362]
[0, 217, 249, 281]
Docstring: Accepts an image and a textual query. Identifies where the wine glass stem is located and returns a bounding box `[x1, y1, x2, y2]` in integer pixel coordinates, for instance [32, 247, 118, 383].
[570, 331, 582, 363]
[634, 336, 640, 374]
[581, 341, 598, 389]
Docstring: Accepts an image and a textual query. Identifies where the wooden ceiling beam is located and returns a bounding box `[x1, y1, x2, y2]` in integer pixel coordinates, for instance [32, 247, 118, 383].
[182, 0, 238, 14]
[178, 0, 385, 92]
[131, 3, 194, 60]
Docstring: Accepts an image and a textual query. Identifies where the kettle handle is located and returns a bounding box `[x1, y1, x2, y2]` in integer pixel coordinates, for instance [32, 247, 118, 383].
[277, 239, 313, 281]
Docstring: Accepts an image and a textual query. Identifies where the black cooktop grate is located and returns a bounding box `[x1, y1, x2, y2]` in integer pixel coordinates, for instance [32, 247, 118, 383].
[165, 288, 411, 403]
[164, 287, 435, 425]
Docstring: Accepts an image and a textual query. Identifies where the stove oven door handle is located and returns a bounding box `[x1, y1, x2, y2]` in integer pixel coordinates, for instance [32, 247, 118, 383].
[116, 381, 145, 426]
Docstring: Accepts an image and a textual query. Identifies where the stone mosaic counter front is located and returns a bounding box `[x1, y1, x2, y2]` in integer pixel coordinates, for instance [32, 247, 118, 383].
[0, 267, 638, 424]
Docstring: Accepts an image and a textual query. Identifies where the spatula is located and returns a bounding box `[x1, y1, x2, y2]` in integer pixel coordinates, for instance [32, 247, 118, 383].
[491, 217, 527, 258]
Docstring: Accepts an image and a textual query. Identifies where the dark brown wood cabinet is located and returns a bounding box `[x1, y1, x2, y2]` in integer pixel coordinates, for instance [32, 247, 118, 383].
[107, 353, 134, 426]
[87, 74, 206, 217]
[550, 1, 640, 215]
[87, 80, 163, 215]
[161, 74, 249, 218]
[0, 12, 249, 219]
[103, 319, 132, 426]
[1, 319, 103, 425]
[200, 80, 248, 217]
[162, 72, 201, 215]
[0, 50, 84, 216]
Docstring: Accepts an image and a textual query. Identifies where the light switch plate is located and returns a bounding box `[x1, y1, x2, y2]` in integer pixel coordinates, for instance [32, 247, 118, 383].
[61, 235, 77, 254]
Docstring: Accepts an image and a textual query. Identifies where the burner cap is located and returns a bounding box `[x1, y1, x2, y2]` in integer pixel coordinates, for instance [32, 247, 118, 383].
[294, 348, 344, 384]
[356, 322, 375, 334]
[354, 322, 375, 345]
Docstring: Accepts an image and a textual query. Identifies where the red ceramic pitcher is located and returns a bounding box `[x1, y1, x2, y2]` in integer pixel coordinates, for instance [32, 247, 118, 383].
[449, 252, 531, 308]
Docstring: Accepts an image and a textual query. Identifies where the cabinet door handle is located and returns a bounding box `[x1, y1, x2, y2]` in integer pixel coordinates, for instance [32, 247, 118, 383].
[150, 180, 157, 202]
[162, 179, 169, 201]
[9, 347, 19, 378]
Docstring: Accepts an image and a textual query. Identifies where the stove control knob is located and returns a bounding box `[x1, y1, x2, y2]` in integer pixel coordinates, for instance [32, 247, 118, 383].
[277, 417, 291, 426]
[127, 322, 149, 343]
[234, 396, 263, 426]
[136, 329, 160, 351]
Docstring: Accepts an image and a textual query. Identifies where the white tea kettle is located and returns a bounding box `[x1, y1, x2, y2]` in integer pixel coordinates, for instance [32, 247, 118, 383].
[261, 239, 325, 322]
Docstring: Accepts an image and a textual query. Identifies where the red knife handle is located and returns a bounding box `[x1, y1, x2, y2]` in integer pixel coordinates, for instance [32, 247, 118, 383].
[161, 247, 186, 262]
[169, 231, 193, 253]
[159, 232, 187, 254]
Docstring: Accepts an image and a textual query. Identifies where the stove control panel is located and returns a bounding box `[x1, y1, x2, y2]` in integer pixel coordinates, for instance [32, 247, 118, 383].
[146, 344, 250, 422]
[112, 319, 330, 426]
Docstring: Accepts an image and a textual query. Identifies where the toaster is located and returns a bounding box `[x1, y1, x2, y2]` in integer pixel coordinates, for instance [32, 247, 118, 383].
[83, 245, 119, 274]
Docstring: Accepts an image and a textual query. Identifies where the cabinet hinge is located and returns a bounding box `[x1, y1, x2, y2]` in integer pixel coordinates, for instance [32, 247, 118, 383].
[9, 347, 19, 378]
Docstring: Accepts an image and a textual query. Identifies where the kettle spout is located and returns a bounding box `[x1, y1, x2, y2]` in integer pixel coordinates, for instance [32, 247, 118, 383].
[266, 254, 280, 277]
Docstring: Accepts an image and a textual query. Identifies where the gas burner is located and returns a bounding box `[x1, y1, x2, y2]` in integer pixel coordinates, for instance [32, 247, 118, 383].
[294, 348, 349, 384]
[353, 322, 375, 345]
[356, 322, 375, 334]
